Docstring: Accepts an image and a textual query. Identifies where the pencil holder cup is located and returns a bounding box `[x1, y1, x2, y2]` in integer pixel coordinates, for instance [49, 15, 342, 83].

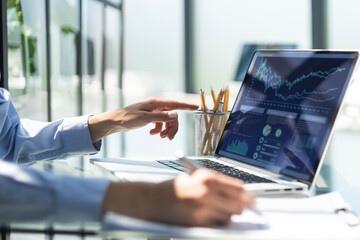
[195, 110, 230, 156]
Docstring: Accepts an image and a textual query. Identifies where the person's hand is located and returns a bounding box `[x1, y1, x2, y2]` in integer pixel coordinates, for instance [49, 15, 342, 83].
[88, 98, 198, 142]
[101, 169, 255, 227]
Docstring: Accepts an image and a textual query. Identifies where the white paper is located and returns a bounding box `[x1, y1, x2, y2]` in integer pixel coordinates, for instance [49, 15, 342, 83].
[103, 192, 360, 239]
[255, 191, 349, 213]
[104, 209, 268, 237]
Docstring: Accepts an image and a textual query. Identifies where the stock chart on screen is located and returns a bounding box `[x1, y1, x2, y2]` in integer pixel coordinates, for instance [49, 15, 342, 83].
[217, 52, 357, 181]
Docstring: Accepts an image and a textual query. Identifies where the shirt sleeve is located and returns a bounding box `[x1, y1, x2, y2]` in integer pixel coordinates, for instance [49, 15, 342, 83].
[0, 88, 102, 163]
[0, 160, 110, 222]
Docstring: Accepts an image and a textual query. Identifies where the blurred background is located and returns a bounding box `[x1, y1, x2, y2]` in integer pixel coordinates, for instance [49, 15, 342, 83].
[2, 0, 360, 213]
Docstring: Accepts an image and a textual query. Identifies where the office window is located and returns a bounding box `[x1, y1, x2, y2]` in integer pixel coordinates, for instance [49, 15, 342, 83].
[50, 0, 80, 120]
[327, 0, 360, 129]
[104, 6, 122, 157]
[82, 0, 104, 116]
[105, 6, 121, 96]
[328, 0, 360, 49]
[193, 0, 312, 91]
[7, 0, 48, 121]
[7, 0, 123, 163]
[123, 0, 184, 101]
[123, 0, 186, 157]
[108, 0, 121, 6]
[325, 0, 360, 214]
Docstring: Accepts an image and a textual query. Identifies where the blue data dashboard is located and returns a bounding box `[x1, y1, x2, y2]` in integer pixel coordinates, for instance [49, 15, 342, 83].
[217, 51, 358, 182]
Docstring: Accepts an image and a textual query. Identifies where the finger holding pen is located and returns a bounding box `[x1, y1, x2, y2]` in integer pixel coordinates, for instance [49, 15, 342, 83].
[175, 151, 255, 214]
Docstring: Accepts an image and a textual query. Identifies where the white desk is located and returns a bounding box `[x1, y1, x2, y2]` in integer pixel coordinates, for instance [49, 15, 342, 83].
[100, 192, 360, 240]
[2, 156, 358, 240]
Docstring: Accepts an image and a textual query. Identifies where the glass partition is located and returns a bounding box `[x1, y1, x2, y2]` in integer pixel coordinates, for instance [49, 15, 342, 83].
[82, 0, 104, 116]
[7, 0, 48, 121]
[322, 0, 360, 215]
[50, 0, 80, 120]
[7, 0, 123, 164]
[122, 0, 186, 157]
[104, 6, 123, 157]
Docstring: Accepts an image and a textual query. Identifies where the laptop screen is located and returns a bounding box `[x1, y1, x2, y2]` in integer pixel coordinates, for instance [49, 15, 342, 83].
[216, 50, 358, 184]
[234, 43, 296, 82]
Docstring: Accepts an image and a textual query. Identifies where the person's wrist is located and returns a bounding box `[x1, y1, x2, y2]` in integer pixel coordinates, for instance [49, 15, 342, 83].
[101, 181, 121, 217]
[100, 181, 158, 220]
[88, 113, 117, 142]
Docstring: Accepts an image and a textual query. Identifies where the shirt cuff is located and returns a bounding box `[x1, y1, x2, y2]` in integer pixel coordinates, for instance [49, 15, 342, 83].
[0, 160, 110, 222]
[62, 115, 102, 155]
[55, 175, 110, 222]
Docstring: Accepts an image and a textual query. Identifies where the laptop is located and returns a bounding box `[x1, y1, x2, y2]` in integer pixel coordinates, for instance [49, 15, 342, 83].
[92, 50, 359, 194]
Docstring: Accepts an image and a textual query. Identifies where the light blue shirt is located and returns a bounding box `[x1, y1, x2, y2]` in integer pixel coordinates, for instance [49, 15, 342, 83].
[0, 88, 110, 222]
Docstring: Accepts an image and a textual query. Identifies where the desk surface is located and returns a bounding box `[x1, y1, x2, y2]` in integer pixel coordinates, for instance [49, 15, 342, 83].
[3, 155, 358, 240]
[5, 118, 360, 239]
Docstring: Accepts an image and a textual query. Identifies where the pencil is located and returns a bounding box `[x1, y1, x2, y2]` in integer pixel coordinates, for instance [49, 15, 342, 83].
[200, 89, 207, 112]
[222, 86, 229, 113]
[218, 87, 230, 143]
[199, 89, 211, 154]
[212, 89, 224, 113]
[211, 86, 216, 105]
[202, 88, 223, 154]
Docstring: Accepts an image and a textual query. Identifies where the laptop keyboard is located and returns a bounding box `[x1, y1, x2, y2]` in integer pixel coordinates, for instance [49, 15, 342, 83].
[158, 159, 275, 184]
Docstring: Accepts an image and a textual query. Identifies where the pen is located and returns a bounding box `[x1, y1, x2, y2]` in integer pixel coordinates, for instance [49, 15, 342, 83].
[175, 151, 266, 221]
[337, 208, 360, 227]
[175, 150, 201, 173]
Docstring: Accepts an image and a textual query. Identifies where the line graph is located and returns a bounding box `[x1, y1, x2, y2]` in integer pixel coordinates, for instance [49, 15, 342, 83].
[246, 59, 346, 103]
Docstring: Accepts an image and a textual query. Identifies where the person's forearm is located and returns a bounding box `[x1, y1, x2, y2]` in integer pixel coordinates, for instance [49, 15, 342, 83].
[101, 181, 161, 220]
[88, 98, 198, 143]
[88, 113, 114, 142]
[88, 109, 130, 142]
[0, 160, 109, 222]
[100, 170, 255, 227]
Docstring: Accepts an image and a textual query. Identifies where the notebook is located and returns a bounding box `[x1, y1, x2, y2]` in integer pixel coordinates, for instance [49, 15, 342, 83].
[92, 50, 359, 194]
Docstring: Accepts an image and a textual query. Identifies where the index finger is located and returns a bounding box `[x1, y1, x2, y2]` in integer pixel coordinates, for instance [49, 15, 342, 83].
[145, 98, 199, 111]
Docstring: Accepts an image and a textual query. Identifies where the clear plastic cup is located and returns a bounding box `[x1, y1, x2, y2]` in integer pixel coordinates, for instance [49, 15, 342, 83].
[195, 110, 230, 156]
